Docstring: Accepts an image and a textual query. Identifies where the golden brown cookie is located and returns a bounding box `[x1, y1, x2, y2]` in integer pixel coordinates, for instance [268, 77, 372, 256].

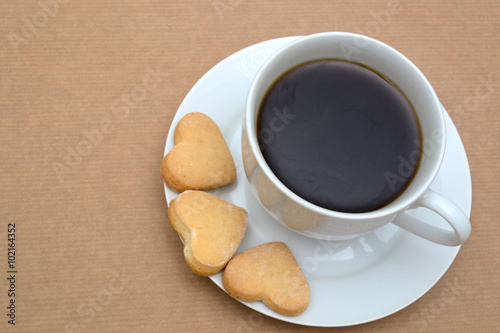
[168, 190, 247, 276]
[222, 242, 310, 316]
[161, 112, 236, 192]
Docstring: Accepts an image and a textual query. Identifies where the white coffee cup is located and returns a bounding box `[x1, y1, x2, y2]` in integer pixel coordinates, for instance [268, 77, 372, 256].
[242, 32, 471, 246]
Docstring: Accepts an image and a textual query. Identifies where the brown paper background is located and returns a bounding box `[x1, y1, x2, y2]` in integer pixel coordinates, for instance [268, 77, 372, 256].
[1, 1, 499, 332]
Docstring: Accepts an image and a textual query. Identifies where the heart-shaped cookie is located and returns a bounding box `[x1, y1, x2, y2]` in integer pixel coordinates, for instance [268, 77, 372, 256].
[222, 242, 310, 316]
[168, 190, 247, 276]
[161, 112, 236, 193]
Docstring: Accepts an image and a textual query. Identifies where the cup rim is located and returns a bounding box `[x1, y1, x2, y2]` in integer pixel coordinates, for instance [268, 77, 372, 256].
[245, 32, 445, 220]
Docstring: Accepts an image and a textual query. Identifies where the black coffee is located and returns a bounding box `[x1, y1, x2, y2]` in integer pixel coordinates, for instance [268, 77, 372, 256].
[257, 60, 421, 213]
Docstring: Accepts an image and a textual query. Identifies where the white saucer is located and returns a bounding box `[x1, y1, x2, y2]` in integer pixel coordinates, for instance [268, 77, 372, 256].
[163, 37, 472, 327]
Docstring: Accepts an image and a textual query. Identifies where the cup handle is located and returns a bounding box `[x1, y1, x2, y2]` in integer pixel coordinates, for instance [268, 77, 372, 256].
[392, 189, 471, 246]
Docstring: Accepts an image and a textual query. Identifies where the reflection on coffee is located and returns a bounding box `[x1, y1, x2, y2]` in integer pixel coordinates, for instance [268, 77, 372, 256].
[257, 60, 421, 213]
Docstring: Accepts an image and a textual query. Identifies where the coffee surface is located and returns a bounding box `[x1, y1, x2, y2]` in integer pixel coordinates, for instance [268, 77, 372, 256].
[257, 60, 421, 213]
